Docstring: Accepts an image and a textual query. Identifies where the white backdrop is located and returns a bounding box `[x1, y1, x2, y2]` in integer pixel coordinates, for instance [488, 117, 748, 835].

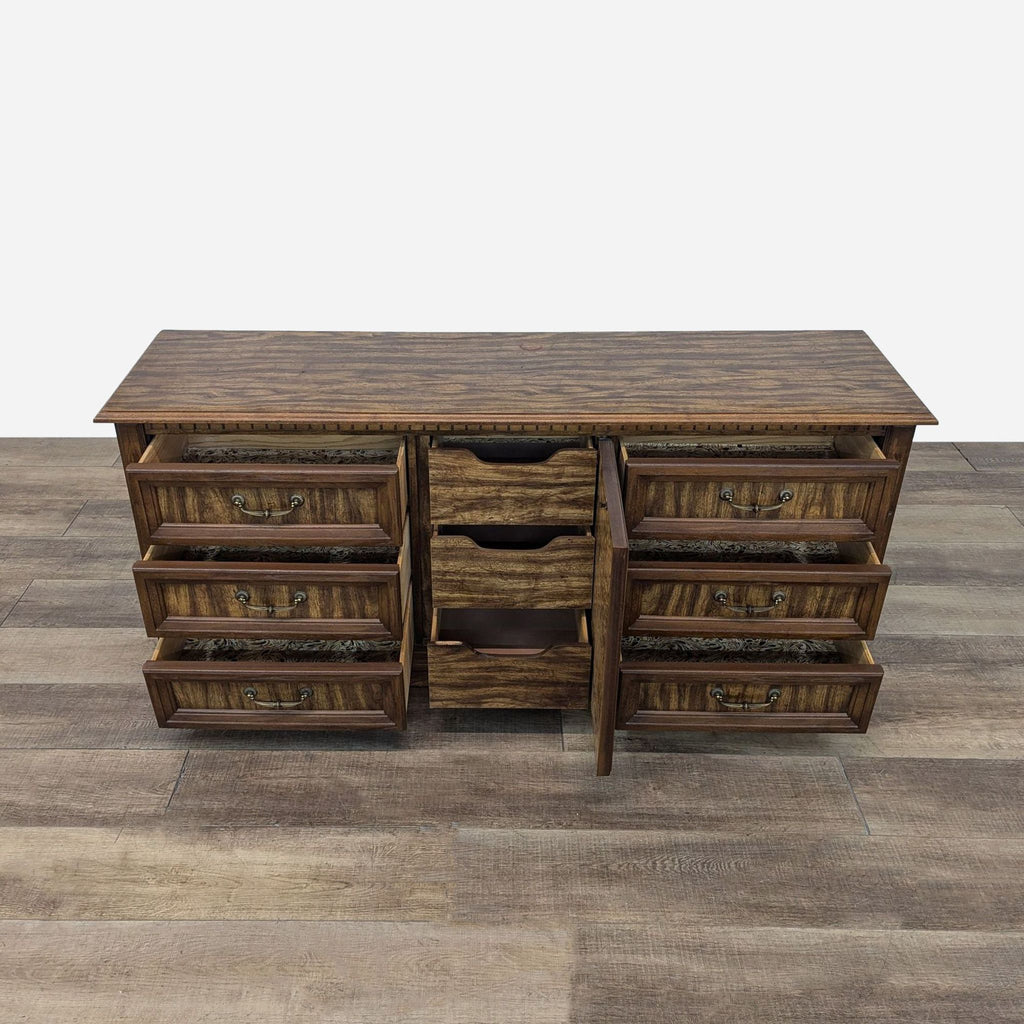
[1, 1, 1020, 440]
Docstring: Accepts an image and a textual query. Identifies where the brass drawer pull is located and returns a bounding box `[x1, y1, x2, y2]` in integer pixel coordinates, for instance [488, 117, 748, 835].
[711, 686, 782, 711]
[231, 493, 305, 519]
[719, 488, 793, 514]
[713, 590, 786, 615]
[243, 686, 312, 709]
[234, 589, 307, 616]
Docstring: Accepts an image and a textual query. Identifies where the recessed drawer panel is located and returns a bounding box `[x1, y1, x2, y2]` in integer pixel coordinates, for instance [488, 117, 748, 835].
[430, 526, 595, 608]
[126, 433, 407, 546]
[620, 434, 899, 541]
[428, 436, 596, 526]
[624, 540, 889, 639]
[617, 638, 881, 732]
[428, 607, 591, 709]
[133, 520, 411, 639]
[144, 598, 413, 730]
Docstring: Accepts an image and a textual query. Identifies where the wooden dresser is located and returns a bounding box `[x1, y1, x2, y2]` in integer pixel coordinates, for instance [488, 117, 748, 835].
[96, 330, 935, 774]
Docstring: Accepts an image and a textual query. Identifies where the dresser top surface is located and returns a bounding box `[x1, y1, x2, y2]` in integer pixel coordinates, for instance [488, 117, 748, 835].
[96, 330, 936, 429]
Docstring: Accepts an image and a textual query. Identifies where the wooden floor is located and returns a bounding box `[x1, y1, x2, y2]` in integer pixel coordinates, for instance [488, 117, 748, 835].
[1, 438, 1023, 1022]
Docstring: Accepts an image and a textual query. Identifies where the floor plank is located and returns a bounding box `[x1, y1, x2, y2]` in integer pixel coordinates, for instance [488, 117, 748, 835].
[0, 577, 32, 625]
[0, 628, 152, 685]
[453, 830, 1024, 930]
[166, 750, 866, 833]
[0, 826, 450, 920]
[0, 437, 120, 467]
[844, 758, 1024, 837]
[900, 472, 1024, 504]
[877, 585, 1024, 635]
[564, 664, 1024, 760]
[957, 442, 1024, 472]
[0, 921, 571, 1024]
[0, 537, 137, 578]
[905, 442, 976, 473]
[0, 685, 563, 751]
[0, 498, 84, 537]
[887, 542, 1024, 585]
[573, 925, 1024, 1023]
[0, 466, 129, 501]
[2, 579, 142, 628]
[867, 634, 1024, 664]
[0, 749, 185, 825]
[62, 497, 136, 538]
[887, 504, 1024, 544]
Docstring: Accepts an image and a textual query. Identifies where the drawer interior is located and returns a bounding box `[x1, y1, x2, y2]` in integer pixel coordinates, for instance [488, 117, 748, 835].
[620, 433, 885, 462]
[620, 635, 873, 666]
[153, 635, 403, 664]
[628, 539, 881, 566]
[141, 542, 402, 566]
[431, 434, 593, 463]
[436, 524, 590, 550]
[139, 432, 404, 466]
[431, 607, 589, 653]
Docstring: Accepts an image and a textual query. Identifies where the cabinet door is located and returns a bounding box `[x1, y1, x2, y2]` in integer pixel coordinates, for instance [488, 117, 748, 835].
[591, 438, 629, 775]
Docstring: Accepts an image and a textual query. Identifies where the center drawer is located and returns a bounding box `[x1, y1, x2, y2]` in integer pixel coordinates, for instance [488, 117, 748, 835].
[428, 607, 591, 709]
[430, 525, 595, 608]
[133, 520, 411, 639]
[144, 596, 413, 730]
[617, 637, 882, 732]
[126, 432, 408, 546]
[620, 433, 899, 541]
[428, 435, 596, 526]
[624, 539, 889, 639]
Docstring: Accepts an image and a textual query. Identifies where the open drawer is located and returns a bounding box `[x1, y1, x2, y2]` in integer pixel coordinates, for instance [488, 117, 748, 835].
[624, 539, 890, 639]
[617, 637, 882, 732]
[133, 519, 411, 639]
[430, 525, 595, 608]
[428, 607, 591, 709]
[619, 433, 899, 541]
[428, 435, 596, 526]
[125, 433, 408, 546]
[144, 596, 413, 730]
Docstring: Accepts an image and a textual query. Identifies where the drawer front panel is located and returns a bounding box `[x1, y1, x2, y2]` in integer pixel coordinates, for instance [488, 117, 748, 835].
[127, 464, 406, 546]
[135, 564, 408, 639]
[428, 643, 592, 709]
[617, 661, 882, 732]
[428, 447, 597, 526]
[624, 461, 898, 540]
[430, 533, 595, 608]
[624, 565, 889, 639]
[144, 604, 413, 730]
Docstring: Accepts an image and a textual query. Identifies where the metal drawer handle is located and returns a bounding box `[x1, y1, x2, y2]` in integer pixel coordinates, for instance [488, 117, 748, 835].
[713, 590, 786, 615]
[719, 488, 793, 514]
[711, 687, 782, 711]
[234, 590, 307, 616]
[243, 686, 312, 709]
[231, 493, 305, 519]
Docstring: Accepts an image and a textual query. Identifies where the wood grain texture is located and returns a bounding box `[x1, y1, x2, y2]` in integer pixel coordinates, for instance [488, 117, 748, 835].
[905, 442, 975, 473]
[452, 829, 1024, 929]
[430, 530, 595, 608]
[94, 330, 936, 428]
[62, 498, 137, 538]
[900, 471, 1024, 504]
[0, 437, 120, 466]
[2, 579, 141, 628]
[428, 445, 596, 526]
[878, 585, 1024, 635]
[0, 498, 84, 537]
[0, 920, 571, 1024]
[0, 536, 137, 578]
[0, 628, 152, 685]
[573, 924, 1024, 1024]
[867, 634, 1024, 665]
[844, 757, 1024, 837]
[0, 577, 32, 625]
[888, 504, 1024, 544]
[0, 466, 129, 502]
[0, 826, 449, 919]
[957, 442, 1024, 471]
[0, 749, 185, 825]
[887, 543, 1024, 585]
[165, 750, 865, 832]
